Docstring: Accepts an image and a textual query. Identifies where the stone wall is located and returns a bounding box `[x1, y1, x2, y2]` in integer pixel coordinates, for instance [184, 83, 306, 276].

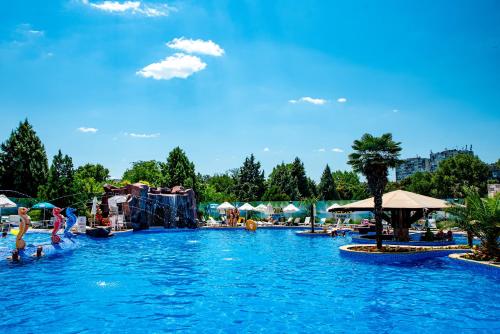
[103, 183, 197, 230]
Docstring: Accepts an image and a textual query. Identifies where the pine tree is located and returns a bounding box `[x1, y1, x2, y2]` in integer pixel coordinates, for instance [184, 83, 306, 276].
[164, 147, 196, 189]
[123, 160, 163, 186]
[264, 162, 299, 200]
[0, 119, 48, 197]
[233, 154, 265, 201]
[39, 150, 74, 207]
[75, 163, 110, 183]
[291, 157, 311, 199]
[317, 164, 339, 200]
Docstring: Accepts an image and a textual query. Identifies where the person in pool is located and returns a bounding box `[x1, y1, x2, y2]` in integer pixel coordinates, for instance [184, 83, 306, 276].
[16, 207, 31, 250]
[1, 231, 7, 238]
[8, 249, 19, 262]
[33, 246, 44, 258]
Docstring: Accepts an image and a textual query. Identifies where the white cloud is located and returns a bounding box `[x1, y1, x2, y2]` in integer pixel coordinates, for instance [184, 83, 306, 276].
[337, 97, 347, 103]
[28, 29, 44, 37]
[77, 127, 98, 133]
[137, 53, 207, 80]
[166, 37, 224, 57]
[83, 1, 175, 17]
[263, 147, 270, 152]
[316, 148, 326, 152]
[126, 132, 160, 138]
[393, 109, 399, 113]
[289, 97, 327, 105]
[331, 148, 343, 153]
[14, 24, 44, 41]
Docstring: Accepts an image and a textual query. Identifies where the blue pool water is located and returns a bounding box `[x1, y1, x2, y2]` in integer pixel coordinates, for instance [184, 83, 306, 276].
[0, 229, 499, 333]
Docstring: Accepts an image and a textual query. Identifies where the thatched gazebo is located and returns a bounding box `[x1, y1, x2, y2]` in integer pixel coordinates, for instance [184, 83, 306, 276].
[328, 190, 451, 240]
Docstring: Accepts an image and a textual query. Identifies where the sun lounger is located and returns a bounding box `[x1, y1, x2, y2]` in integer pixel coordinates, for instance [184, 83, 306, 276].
[206, 217, 220, 227]
[31, 221, 44, 229]
[427, 219, 437, 229]
[300, 217, 311, 226]
[117, 214, 126, 230]
[293, 217, 301, 226]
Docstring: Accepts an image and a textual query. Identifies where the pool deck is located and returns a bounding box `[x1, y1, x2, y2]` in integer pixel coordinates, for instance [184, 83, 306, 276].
[448, 253, 500, 269]
[200, 226, 308, 230]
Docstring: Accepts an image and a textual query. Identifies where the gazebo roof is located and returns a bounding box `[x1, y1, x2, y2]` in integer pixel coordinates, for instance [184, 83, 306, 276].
[328, 190, 450, 211]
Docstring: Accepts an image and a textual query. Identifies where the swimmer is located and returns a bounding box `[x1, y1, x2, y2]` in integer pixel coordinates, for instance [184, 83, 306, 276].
[9, 249, 20, 262]
[1, 231, 7, 238]
[331, 229, 338, 237]
[33, 246, 44, 258]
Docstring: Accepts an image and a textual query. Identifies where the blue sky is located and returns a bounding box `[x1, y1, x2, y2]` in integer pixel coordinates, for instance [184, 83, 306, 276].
[1, 0, 499, 180]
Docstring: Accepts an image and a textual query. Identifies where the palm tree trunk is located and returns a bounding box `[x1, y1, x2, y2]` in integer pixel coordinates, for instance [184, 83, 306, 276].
[310, 203, 315, 233]
[467, 230, 473, 248]
[374, 193, 383, 250]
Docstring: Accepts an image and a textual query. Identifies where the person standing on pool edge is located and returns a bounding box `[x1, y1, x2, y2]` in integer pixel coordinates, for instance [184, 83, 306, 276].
[16, 207, 31, 250]
[51, 207, 63, 244]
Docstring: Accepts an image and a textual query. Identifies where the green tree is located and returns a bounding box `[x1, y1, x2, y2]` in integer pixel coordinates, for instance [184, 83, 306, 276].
[306, 177, 318, 198]
[264, 163, 299, 200]
[207, 173, 235, 195]
[75, 163, 110, 183]
[233, 154, 265, 202]
[433, 154, 490, 198]
[348, 133, 402, 249]
[72, 175, 103, 215]
[400, 171, 434, 196]
[291, 157, 311, 199]
[198, 173, 236, 202]
[332, 170, 369, 200]
[38, 150, 74, 207]
[163, 147, 196, 189]
[123, 160, 163, 186]
[317, 165, 339, 200]
[386, 181, 403, 192]
[0, 119, 48, 197]
[447, 187, 499, 258]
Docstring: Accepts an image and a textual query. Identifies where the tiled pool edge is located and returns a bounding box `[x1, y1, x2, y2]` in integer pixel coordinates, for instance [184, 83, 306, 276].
[448, 253, 500, 277]
[351, 236, 456, 247]
[339, 244, 470, 264]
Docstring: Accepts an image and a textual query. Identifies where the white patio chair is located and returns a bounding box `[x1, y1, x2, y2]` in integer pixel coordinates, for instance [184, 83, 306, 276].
[117, 214, 126, 230]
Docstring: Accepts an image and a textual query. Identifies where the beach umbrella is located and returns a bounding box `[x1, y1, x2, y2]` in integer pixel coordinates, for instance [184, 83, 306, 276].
[0, 195, 17, 220]
[91, 197, 98, 226]
[266, 203, 274, 215]
[255, 204, 267, 212]
[238, 203, 256, 221]
[283, 203, 300, 213]
[327, 203, 341, 220]
[327, 203, 341, 211]
[217, 202, 235, 211]
[32, 202, 56, 222]
[32, 202, 55, 209]
[91, 197, 98, 215]
[238, 203, 255, 211]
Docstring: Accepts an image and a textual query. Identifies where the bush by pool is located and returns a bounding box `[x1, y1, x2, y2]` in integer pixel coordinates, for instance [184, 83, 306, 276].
[0, 229, 499, 333]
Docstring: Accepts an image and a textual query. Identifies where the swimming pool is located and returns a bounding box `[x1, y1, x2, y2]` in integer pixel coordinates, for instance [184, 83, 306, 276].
[1, 229, 499, 333]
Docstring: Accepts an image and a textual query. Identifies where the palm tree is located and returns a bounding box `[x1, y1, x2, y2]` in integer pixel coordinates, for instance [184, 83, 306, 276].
[447, 187, 499, 258]
[302, 196, 319, 233]
[348, 133, 402, 249]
